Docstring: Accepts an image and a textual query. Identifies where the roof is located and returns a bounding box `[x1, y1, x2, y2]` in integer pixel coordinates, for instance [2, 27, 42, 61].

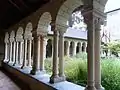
[48, 27, 87, 40]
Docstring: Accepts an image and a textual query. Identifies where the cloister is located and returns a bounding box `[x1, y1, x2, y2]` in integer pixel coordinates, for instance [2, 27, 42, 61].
[0, 0, 108, 90]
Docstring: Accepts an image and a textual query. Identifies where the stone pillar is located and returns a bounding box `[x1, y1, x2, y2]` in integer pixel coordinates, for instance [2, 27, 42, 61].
[30, 35, 41, 75]
[13, 41, 19, 66]
[8, 41, 13, 63]
[12, 41, 16, 64]
[82, 10, 96, 90]
[51, 40, 53, 58]
[50, 30, 59, 83]
[59, 30, 65, 80]
[4, 43, 8, 61]
[84, 43, 87, 53]
[94, 18, 104, 90]
[21, 39, 28, 69]
[4, 33, 9, 62]
[73, 42, 77, 56]
[78, 43, 82, 53]
[28, 39, 32, 67]
[66, 41, 70, 56]
[40, 36, 45, 71]
[19, 41, 23, 65]
[43, 38, 47, 60]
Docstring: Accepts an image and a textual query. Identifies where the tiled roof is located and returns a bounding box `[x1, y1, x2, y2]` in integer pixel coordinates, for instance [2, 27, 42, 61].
[48, 27, 87, 40]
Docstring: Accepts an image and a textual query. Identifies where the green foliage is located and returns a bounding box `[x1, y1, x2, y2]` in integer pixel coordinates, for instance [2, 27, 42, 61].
[45, 53, 120, 90]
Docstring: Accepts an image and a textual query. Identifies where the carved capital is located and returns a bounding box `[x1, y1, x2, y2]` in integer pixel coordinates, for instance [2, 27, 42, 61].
[81, 6, 106, 31]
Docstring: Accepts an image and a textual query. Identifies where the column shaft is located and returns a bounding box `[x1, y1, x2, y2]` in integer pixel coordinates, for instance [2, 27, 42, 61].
[95, 20, 104, 90]
[43, 39, 47, 60]
[66, 41, 70, 56]
[50, 30, 59, 83]
[12, 41, 16, 64]
[79, 43, 82, 53]
[13, 42, 19, 65]
[59, 31, 65, 77]
[4, 43, 8, 61]
[73, 42, 77, 56]
[8, 42, 13, 63]
[31, 36, 40, 75]
[21, 39, 27, 68]
[28, 40, 32, 67]
[40, 36, 44, 71]
[19, 42, 23, 65]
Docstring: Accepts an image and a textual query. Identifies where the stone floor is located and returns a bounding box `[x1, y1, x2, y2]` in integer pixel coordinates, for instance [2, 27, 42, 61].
[0, 71, 20, 90]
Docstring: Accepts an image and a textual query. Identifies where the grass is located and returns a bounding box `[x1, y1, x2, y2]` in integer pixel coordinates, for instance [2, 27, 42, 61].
[45, 53, 120, 90]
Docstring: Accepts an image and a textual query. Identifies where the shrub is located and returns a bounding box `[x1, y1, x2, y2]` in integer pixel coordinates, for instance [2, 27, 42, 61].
[45, 53, 120, 90]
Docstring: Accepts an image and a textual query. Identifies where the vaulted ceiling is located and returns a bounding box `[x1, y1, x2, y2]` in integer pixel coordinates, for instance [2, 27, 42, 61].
[0, 0, 50, 30]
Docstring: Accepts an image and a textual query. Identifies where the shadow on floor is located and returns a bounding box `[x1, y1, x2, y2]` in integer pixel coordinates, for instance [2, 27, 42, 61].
[0, 67, 31, 90]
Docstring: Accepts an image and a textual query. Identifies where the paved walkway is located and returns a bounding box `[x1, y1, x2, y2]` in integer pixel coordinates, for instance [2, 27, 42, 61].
[0, 71, 20, 90]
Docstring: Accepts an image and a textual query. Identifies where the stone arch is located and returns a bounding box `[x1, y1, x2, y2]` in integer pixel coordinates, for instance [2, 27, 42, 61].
[56, 0, 84, 30]
[24, 22, 33, 39]
[37, 12, 52, 33]
[25, 22, 33, 33]
[16, 27, 23, 38]
[4, 32, 9, 43]
[46, 39, 52, 58]
[10, 31, 15, 40]
[76, 42, 81, 53]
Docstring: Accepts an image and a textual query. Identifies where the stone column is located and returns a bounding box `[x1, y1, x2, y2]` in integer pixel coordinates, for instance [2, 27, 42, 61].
[50, 30, 59, 83]
[4, 42, 8, 61]
[51, 40, 53, 58]
[30, 35, 41, 75]
[40, 36, 45, 71]
[95, 18, 104, 90]
[8, 41, 13, 63]
[13, 41, 19, 66]
[21, 39, 28, 69]
[43, 38, 47, 60]
[82, 10, 96, 90]
[78, 43, 82, 53]
[66, 41, 70, 56]
[12, 41, 16, 65]
[73, 42, 77, 56]
[59, 30, 65, 80]
[19, 41, 23, 65]
[84, 43, 87, 53]
[28, 39, 32, 67]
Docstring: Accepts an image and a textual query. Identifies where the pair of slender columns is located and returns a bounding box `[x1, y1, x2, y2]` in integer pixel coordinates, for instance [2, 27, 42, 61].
[84, 14, 103, 90]
[21, 39, 32, 69]
[50, 30, 65, 83]
[30, 35, 45, 75]
[13, 40, 23, 66]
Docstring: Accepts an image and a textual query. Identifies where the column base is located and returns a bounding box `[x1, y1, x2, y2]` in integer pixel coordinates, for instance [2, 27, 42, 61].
[30, 69, 44, 75]
[7, 61, 14, 65]
[49, 75, 66, 84]
[4, 59, 8, 62]
[85, 85, 96, 90]
[96, 85, 105, 90]
[13, 63, 20, 67]
[21, 65, 28, 69]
